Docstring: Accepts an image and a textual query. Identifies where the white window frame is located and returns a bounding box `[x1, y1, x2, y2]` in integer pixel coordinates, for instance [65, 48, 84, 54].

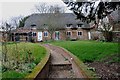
[77, 31, 83, 36]
[44, 31, 48, 37]
[66, 31, 72, 36]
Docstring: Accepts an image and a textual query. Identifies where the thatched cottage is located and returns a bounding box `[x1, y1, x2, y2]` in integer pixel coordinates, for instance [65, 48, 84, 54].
[10, 13, 95, 42]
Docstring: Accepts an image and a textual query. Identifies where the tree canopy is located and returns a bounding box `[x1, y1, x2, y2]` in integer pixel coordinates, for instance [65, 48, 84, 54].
[18, 16, 30, 28]
[63, 0, 120, 24]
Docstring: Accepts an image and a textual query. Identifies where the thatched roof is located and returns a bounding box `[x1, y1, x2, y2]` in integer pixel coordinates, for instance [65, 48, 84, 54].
[24, 13, 89, 29]
[110, 9, 120, 22]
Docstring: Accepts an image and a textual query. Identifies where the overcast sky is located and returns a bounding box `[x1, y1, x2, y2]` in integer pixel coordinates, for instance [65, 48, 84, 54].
[0, 0, 72, 23]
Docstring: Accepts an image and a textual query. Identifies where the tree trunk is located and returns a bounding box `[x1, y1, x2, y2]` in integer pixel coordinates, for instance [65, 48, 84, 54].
[104, 31, 113, 42]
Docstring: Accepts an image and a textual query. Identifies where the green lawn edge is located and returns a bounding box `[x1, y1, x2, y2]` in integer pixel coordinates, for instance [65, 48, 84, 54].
[25, 44, 50, 78]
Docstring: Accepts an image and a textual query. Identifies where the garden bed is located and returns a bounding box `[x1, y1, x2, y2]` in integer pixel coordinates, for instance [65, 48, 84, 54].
[1, 42, 46, 79]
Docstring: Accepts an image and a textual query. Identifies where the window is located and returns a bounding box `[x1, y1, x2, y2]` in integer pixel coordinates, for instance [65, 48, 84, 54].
[78, 31, 82, 36]
[77, 24, 83, 28]
[44, 31, 48, 37]
[67, 31, 71, 36]
[33, 32, 36, 36]
[66, 24, 72, 28]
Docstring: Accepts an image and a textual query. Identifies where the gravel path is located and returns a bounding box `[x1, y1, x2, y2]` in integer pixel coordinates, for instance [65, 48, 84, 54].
[42, 44, 86, 78]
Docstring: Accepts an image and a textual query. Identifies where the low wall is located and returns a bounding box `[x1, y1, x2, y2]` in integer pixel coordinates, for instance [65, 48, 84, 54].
[25, 45, 51, 79]
[35, 55, 51, 79]
[50, 64, 72, 71]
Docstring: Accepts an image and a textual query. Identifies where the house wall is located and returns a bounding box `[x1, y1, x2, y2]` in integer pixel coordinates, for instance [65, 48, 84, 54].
[65, 28, 89, 40]
[41, 28, 89, 41]
[41, 30, 66, 41]
[78, 29, 89, 40]
[10, 27, 92, 42]
[42, 31, 51, 41]
[52, 30, 66, 40]
[112, 32, 120, 42]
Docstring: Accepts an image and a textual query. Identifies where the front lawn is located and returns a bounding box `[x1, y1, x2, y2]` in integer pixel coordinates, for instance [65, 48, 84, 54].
[1, 42, 46, 79]
[51, 40, 118, 63]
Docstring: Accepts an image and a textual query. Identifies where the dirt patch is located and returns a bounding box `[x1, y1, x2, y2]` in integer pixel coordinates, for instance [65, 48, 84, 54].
[87, 54, 120, 79]
[88, 62, 119, 78]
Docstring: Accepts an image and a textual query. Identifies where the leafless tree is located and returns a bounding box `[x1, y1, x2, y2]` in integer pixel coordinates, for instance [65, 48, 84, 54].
[35, 2, 65, 13]
[48, 4, 65, 13]
[97, 16, 114, 41]
[11, 16, 23, 29]
[45, 13, 63, 40]
[35, 3, 65, 40]
[35, 3, 49, 13]
[1, 16, 22, 65]
[1, 16, 22, 42]
[1, 21, 14, 42]
[1, 21, 14, 62]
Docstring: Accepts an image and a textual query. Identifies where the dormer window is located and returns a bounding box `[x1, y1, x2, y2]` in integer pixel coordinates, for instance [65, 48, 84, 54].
[66, 24, 72, 28]
[77, 24, 83, 28]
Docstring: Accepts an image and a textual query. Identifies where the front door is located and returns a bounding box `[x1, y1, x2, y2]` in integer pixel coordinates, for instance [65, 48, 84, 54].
[38, 32, 42, 41]
[55, 31, 60, 40]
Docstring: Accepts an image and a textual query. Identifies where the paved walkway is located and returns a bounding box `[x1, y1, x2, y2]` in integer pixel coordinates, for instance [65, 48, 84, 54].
[42, 44, 86, 78]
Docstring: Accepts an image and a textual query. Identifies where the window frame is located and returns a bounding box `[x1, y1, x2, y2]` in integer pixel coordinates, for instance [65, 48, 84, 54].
[66, 31, 72, 36]
[44, 31, 48, 37]
[66, 24, 72, 28]
[77, 31, 82, 36]
[77, 24, 83, 28]
[33, 32, 36, 36]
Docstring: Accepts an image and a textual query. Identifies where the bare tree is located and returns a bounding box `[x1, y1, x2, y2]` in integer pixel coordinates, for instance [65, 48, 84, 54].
[48, 4, 65, 13]
[45, 13, 63, 40]
[1, 21, 14, 62]
[35, 2, 65, 13]
[35, 3, 65, 40]
[1, 21, 14, 42]
[35, 3, 49, 13]
[1, 16, 22, 42]
[1, 16, 22, 65]
[45, 5, 65, 40]
[11, 16, 23, 28]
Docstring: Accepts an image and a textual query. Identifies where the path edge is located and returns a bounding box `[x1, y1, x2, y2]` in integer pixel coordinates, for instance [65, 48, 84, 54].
[25, 44, 51, 79]
[49, 43, 97, 79]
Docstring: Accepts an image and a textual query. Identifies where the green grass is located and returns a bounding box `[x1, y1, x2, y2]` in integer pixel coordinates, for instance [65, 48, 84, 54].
[1, 42, 46, 78]
[50, 40, 118, 63]
[2, 71, 26, 79]
[3, 42, 46, 64]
